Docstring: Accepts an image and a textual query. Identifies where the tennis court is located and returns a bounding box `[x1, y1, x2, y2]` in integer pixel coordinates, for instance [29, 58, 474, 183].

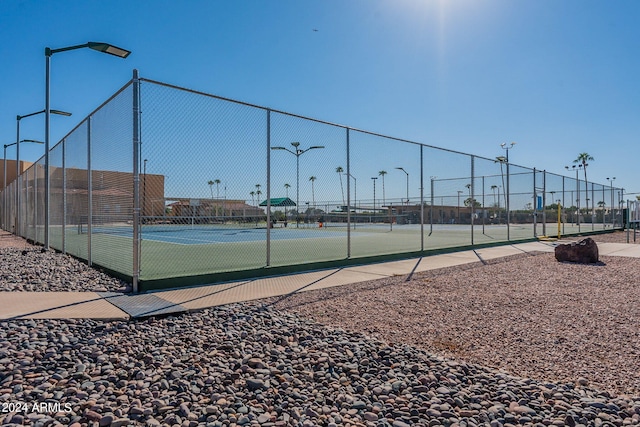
[84, 222, 357, 244]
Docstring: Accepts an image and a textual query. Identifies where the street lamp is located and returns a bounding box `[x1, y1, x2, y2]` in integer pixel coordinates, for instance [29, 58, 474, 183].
[3, 140, 44, 231]
[607, 177, 616, 226]
[499, 142, 515, 239]
[371, 177, 378, 220]
[565, 164, 582, 231]
[17, 109, 71, 236]
[271, 142, 324, 227]
[395, 167, 409, 205]
[44, 41, 130, 248]
[344, 173, 357, 208]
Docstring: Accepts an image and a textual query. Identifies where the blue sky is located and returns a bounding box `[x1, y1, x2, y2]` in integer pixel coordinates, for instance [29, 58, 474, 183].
[1, 0, 638, 205]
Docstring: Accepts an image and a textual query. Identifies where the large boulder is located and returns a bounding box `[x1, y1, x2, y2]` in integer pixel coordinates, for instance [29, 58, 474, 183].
[554, 237, 599, 263]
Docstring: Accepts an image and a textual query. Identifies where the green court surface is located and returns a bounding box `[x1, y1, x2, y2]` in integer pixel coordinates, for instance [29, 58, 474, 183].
[47, 221, 618, 290]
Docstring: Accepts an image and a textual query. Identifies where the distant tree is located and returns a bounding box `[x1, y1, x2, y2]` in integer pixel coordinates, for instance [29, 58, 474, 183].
[574, 152, 594, 215]
[255, 184, 262, 204]
[207, 180, 215, 216]
[464, 198, 481, 208]
[214, 179, 221, 198]
[250, 191, 256, 206]
[284, 183, 291, 197]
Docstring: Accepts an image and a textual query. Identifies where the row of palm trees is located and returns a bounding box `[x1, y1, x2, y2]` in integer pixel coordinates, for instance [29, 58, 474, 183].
[217, 152, 595, 210]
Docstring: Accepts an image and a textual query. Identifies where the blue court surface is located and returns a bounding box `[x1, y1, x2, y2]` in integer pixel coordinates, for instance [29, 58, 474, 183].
[93, 225, 354, 245]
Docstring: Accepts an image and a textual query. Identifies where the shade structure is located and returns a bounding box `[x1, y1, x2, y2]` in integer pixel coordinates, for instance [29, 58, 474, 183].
[259, 197, 296, 207]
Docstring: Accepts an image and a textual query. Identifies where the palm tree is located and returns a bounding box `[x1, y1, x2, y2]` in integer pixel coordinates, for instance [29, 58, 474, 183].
[573, 153, 594, 218]
[250, 191, 256, 206]
[207, 180, 215, 216]
[214, 179, 221, 199]
[255, 184, 262, 205]
[284, 183, 291, 197]
[309, 176, 317, 208]
[212, 179, 222, 215]
[378, 170, 387, 206]
[336, 166, 345, 206]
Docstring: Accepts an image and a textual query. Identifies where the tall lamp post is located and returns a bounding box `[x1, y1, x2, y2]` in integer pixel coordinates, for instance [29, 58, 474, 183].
[271, 142, 324, 227]
[500, 142, 515, 239]
[565, 164, 582, 231]
[371, 177, 378, 221]
[395, 167, 409, 205]
[3, 140, 45, 231]
[457, 190, 463, 222]
[607, 177, 616, 227]
[344, 173, 357, 228]
[17, 109, 71, 236]
[44, 41, 130, 249]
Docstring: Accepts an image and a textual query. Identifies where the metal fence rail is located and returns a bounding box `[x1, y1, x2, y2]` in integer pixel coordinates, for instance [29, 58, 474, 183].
[0, 71, 625, 291]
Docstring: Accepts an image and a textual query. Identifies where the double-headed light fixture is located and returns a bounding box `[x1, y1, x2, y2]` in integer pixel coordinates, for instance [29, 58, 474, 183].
[271, 142, 324, 227]
[43, 41, 130, 248]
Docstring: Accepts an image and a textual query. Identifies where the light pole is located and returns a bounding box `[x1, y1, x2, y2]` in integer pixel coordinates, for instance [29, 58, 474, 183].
[3, 142, 17, 231]
[45, 41, 130, 248]
[607, 177, 616, 227]
[17, 109, 71, 236]
[3, 140, 44, 231]
[344, 173, 357, 209]
[457, 190, 463, 222]
[344, 173, 357, 228]
[565, 164, 582, 231]
[395, 167, 409, 205]
[500, 142, 515, 239]
[271, 142, 324, 227]
[371, 177, 378, 221]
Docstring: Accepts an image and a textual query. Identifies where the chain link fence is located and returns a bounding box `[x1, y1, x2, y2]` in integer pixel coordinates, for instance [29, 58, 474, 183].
[0, 71, 626, 291]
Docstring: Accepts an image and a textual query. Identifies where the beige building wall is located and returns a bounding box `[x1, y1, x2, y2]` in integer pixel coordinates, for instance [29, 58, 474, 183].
[0, 160, 33, 189]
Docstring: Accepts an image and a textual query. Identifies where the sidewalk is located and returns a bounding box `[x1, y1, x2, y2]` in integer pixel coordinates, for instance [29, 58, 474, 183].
[2, 241, 639, 320]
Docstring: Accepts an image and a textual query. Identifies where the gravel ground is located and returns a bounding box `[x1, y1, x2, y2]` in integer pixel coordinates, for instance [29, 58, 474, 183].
[1, 230, 640, 426]
[2, 305, 640, 427]
[0, 231, 129, 293]
[264, 231, 640, 398]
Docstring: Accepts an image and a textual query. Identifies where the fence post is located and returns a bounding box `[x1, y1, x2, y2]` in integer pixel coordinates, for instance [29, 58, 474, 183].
[420, 145, 424, 251]
[266, 109, 271, 267]
[470, 155, 475, 247]
[34, 167, 38, 242]
[346, 128, 351, 258]
[591, 182, 595, 231]
[506, 158, 511, 241]
[481, 175, 485, 235]
[62, 139, 66, 253]
[542, 170, 546, 237]
[533, 168, 537, 238]
[132, 69, 141, 293]
[562, 176, 565, 235]
[87, 117, 92, 266]
[429, 174, 434, 236]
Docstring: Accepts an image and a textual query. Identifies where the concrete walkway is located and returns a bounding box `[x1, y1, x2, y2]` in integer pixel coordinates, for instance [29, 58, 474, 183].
[2, 241, 639, 320]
